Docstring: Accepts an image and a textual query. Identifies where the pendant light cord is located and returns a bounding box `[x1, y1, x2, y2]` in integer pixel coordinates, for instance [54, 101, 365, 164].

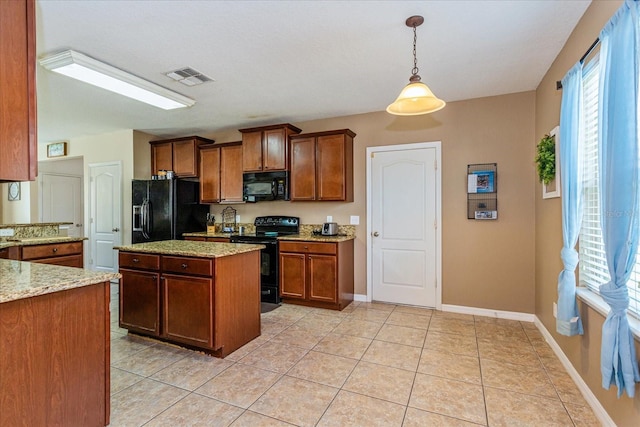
[412, 24, 419, 76]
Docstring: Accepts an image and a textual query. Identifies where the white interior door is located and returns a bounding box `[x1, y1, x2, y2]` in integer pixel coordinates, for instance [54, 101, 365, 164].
[369, 143, 441, 307]
[89, 162, 122, 273]
[41, 174, 83, 238]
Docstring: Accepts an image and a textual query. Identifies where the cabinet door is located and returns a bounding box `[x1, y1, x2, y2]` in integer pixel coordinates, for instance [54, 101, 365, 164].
[151, 142, 173, 174]
[119, 269, 161, 336]
[280, 252, 306, 299]
[290, 137, 316, 201]
[0, 0, 36, 181]
[308, 254, 338, 303]
[242, 131, 263, 172]
[200, 147, 221, 203]
[316, 134, 348, 201]
[163, 274, 213, 348]
[263, 128, 287, 171]
[173, 139, 198, 177]
[220, 144, 243, 202]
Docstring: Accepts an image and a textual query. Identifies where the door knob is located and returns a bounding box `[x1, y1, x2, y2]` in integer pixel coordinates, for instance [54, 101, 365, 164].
[112, 227, 120, 232]
[372, 231, 379, 237]
[75, 223, 83, 227]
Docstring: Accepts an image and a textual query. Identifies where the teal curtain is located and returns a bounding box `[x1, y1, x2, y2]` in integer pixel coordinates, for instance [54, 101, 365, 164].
[556, 62, 584, 337]
[598, 0, 640, 398]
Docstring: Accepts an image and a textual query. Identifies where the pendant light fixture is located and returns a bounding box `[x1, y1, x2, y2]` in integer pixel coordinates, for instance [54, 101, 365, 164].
[387, 15, 445, 116]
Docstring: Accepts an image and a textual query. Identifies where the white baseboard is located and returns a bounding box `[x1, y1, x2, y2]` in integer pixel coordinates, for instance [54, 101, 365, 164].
[353, 294, 368, 302]
[441, 304, 535, 322]
[534, 316, 615, 427]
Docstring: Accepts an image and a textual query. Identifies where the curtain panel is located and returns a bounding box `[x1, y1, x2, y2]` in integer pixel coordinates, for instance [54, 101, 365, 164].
[556, 62, 585, 337]
[598, 0, 640, 399]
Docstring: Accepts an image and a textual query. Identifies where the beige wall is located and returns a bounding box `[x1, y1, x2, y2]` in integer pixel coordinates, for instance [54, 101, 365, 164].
[535, 0, 640, 425]
[202, 91, 536, 313]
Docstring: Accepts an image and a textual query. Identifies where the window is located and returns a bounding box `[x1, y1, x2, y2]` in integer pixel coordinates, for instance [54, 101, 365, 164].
[578, 54, 640, 319]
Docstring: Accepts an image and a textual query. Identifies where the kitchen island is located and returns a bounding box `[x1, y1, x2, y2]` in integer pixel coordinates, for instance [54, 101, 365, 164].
[114, 240, 263, 357]
[0, 259, 119, 427]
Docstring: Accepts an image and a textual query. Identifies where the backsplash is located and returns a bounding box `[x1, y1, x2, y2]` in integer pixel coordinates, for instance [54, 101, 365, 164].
[299, 224, 355, 237]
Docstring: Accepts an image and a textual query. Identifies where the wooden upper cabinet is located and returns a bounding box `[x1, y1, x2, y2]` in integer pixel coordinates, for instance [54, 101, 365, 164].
[199, 145, 221, 203]
[239, 123, 301, 172]
[199, 142, 243, 204]
[289, 136, 317, 201]
[150, 136, 214, 178]
[290, 129, 355, 202]
[0, 0, 37, 182]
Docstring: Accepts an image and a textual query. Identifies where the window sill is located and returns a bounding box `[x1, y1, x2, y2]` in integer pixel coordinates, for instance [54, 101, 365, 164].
[576, 287, 640, 341]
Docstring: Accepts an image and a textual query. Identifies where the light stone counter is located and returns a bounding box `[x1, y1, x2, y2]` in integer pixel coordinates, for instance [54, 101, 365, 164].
[182, 231, 235, 239]
[0, 259, 120, 304]
[278, 234, 355, 243]
[115, 239, 264, 258]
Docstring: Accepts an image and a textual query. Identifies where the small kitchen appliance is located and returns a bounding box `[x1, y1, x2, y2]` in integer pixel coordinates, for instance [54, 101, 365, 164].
[230, 216, 299, 303]
[322, 222, 339, 236]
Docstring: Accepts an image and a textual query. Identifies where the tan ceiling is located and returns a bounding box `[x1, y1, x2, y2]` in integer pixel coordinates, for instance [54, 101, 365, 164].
[35, 0, 591, 143]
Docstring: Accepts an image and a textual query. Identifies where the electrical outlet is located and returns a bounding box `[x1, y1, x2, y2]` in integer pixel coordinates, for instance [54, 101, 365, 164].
[326, 216, 333, 222]
[350, 215, 360, 225]
[553, 302, 557, 318]
[0, 228, 15, 237]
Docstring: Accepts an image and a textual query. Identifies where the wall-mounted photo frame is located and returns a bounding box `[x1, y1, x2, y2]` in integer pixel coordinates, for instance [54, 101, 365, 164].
[47, 141, 68, 158]
[8, 182, 20, 201]
[542, 126, 561, 199]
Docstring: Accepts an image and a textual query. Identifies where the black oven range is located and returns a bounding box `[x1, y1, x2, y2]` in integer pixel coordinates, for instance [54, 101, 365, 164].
[230, 216, 299, 304]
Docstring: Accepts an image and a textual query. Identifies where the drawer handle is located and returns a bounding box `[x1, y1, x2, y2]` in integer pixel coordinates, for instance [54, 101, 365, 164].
[52, 248, 58, 253]
[132, 258, 140, 263]
[181, 263, 188, 269]
[303, 246, 308, 249]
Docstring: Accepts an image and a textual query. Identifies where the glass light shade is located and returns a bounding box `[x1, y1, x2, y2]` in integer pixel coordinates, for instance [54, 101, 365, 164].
[386, 81, 446, 115]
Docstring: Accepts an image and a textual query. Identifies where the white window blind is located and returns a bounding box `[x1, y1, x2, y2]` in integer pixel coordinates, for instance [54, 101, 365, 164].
[578, 55, 640, 319]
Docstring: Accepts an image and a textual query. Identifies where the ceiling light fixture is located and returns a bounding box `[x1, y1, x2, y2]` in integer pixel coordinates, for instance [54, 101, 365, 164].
[39, 50, 195, 110]
[387, 15, 445, 116]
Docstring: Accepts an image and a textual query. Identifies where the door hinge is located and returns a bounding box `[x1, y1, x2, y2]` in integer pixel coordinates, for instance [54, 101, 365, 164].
[434, 159, 438, 170]
[371, 152, 375, 158]
[434, 219, 437, 229]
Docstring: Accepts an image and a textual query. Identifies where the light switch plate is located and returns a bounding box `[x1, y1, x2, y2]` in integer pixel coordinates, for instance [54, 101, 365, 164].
[553, 302, 557, 318]
[350, 215, 360, 225]
[326, 216, 333, 222]
[236, 215, 241, 223]
[0, 228, 15, 237]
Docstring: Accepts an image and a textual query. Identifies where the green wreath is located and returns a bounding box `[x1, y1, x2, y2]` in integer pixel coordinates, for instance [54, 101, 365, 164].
[535, 134, 556, 185]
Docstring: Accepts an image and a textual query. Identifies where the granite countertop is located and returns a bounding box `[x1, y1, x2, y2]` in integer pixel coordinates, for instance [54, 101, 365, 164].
[5, 236, 87, 246]
[278, 234, 355, 243]
[182, 231, 234, 239]
[0, 259, 120, 304]
[115, 240, 265, 258]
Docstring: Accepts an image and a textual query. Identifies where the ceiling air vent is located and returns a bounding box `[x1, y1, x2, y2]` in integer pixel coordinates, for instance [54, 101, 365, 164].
[164, 67, 213, 86]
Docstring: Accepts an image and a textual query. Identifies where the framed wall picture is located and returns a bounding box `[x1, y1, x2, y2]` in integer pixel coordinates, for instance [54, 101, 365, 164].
[8, 182, 20, 201]
[47, 141, 68, 158]
[542, 126, 561, 199]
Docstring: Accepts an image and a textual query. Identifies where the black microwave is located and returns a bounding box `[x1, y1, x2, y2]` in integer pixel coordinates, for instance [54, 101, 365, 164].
[243, 171, 289, 202]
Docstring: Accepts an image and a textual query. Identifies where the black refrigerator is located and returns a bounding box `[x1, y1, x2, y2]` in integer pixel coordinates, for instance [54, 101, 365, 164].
[132, 179, 209, 243]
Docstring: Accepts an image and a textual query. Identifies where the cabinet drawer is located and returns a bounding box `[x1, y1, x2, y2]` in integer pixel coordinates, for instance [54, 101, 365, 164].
[21, 242, 82, 260]
[119, 252, 160, 270]
[279, 241, 336, 255]
[162, 256, 213, 276]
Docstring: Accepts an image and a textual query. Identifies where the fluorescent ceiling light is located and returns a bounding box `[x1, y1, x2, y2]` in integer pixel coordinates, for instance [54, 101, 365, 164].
[39, 50, 195, 110]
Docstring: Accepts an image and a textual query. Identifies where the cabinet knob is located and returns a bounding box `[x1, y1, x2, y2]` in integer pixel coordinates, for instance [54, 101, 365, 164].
[132, 258, 139, 263]
[52, 248, 58, 253]
[181, 263, 188, 269]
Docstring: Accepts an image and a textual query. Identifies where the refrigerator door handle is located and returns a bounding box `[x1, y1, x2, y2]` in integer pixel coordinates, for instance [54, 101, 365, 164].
[141, 199, 151, 239]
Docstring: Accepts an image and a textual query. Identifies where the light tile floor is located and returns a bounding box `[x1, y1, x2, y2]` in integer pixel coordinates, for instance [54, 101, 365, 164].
[108, 300, 602, 426]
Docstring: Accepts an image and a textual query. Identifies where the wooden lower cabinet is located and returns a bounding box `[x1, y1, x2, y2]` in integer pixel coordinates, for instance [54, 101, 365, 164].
[0, 281, 110, 426]
[7, 241, 83, 267]
[163, 274, 213, 347]
[119, 269, 160, 336]
[279, 239, 354, 310]
[118, 250, 260, 357]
